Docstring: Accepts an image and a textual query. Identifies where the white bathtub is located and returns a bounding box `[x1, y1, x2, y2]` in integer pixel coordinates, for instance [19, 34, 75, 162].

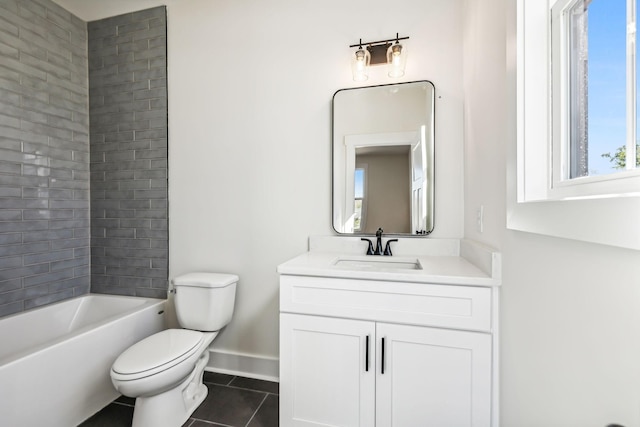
[0, 294, 166, 427]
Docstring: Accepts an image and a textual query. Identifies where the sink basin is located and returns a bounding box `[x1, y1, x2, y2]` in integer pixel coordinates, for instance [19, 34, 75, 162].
[333, 256, 422, 271]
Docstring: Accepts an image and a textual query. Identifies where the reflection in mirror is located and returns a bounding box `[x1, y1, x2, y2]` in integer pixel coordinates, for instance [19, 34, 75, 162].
[332, 81, 435, 235]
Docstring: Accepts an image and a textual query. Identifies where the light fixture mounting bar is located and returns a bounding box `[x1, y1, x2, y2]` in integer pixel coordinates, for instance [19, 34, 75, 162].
[349, 35, 409, 48]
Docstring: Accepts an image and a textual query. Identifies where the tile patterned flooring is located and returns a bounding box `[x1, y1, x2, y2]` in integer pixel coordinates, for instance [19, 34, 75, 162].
[80, 372, 278, 427]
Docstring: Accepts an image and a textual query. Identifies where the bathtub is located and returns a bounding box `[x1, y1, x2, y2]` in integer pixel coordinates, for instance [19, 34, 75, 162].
[0, 294, 166, 427]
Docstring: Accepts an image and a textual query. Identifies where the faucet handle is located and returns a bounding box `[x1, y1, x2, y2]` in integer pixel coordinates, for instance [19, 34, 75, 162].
[376, 228, 383, 237]
[361, 238, 375, 255]
[383, 239, 398, 256]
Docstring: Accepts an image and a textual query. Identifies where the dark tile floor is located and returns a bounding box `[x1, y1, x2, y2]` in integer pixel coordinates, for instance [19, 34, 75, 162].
[79, 372, 278, 427]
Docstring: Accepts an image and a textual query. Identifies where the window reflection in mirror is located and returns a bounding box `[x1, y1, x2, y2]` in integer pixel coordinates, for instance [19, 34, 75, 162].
[332, 81, 435, 235]
[354, 167, 365, 232]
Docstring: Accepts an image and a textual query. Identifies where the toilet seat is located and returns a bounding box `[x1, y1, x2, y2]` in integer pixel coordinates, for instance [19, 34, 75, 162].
[111, 329, 204, 382]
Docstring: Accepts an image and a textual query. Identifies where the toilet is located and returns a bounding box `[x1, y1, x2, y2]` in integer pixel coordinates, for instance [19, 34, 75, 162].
[110, 272, 238, 427]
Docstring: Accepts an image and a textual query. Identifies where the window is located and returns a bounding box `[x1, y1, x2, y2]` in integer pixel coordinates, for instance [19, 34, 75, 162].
[551, 0, 640, 198]
[509, 0, 640, 250]
[353, 167, 365, 232]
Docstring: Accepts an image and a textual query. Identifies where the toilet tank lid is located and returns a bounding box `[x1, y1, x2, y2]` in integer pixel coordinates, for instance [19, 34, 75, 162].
[172, 272, 239, 288]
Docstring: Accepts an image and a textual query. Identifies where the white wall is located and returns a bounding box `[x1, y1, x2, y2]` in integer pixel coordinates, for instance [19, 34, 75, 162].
[463, 1, 640, 426]
[53, 0, 465, 376]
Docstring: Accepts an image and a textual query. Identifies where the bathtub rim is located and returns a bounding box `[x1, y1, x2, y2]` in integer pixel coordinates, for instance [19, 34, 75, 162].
[0, 293, 166, 368]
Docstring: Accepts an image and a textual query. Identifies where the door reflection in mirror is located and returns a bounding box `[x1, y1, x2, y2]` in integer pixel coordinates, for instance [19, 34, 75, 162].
[356, 145, 411, 233]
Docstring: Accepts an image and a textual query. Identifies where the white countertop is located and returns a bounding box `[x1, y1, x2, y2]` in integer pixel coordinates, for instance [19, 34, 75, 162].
[277, 237, 502, 287]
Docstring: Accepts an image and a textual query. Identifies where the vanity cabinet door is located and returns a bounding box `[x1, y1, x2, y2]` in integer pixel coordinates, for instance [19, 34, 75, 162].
[376, 323, 492, 427]
[280, 313, 376, 427]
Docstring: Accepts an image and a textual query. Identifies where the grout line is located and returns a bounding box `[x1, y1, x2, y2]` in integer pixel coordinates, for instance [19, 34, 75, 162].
[203, 375, 237, 387]
[243, 393, 269, 427]
[112, 400, 135, 408]
[203, 378, 278, 396]
[189, 420, 232, 427]
[189, 419, 233, 427]
[211, 382, 278, 396]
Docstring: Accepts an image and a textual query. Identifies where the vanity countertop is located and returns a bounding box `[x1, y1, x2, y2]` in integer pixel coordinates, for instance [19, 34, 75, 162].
[277, 237, 502, 287]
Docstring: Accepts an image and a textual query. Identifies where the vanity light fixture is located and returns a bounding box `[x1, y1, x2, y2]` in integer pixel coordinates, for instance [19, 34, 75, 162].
[351, 40, 370, 82]
[349, 33, 409, 81]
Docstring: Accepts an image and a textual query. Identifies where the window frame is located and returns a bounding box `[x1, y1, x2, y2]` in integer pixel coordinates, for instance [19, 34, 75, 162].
[353, 165, 367, 232]
[550, 0, 640, 200]
[508, 0, 640, 251]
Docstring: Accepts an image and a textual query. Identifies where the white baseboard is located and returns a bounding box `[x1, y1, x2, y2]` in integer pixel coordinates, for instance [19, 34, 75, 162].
[206, 348, 279, 383]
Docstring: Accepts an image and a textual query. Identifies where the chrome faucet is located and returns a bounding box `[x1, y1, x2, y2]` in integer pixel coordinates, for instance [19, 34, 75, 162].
[361, 228, 397, 256]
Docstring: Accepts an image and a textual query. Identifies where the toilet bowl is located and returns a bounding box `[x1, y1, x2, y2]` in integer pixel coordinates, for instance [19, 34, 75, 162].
[111, 329, 215, 397]
[110, 272, 238, 427]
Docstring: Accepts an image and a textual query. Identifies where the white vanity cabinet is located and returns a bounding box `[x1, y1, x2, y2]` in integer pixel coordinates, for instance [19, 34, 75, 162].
[279, 273, 498, 427]
[375, 322, 491, 427]
[280, 313, 376, 426]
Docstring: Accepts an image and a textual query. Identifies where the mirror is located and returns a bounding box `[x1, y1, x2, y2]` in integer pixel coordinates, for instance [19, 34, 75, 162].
[332, 81, 435, 235]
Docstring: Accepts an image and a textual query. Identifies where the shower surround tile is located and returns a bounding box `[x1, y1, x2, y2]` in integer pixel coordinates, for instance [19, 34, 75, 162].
[88, 6, 168, 298]
[0, 0, 90, 317]
[0, 4, 169, 318]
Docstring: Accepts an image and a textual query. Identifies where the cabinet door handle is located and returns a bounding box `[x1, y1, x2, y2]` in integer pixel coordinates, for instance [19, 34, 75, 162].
[381, 337, 386, 374]
[365, 335, 370, 372]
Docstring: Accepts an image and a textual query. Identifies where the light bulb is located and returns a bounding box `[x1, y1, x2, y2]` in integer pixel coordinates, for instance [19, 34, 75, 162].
[351, 46, 370, 81]
[387, 42, 406, 78]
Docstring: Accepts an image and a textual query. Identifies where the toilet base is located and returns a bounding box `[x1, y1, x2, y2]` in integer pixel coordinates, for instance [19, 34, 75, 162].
[131, 350, 210, 427]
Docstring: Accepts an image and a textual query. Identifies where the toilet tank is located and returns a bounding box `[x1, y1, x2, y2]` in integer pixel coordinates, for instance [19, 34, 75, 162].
[172, 272, 238, 331]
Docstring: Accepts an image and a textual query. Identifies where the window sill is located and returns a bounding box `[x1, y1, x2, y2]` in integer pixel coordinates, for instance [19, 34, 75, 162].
[507, 195, 640, 250]
[547, 172, 640, 200]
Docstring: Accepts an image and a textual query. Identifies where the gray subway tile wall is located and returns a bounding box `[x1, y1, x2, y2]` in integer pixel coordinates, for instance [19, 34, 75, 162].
[0, 2, 169, 318]
[0, 0, 90, 316]
[88, 7, 168, 299]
